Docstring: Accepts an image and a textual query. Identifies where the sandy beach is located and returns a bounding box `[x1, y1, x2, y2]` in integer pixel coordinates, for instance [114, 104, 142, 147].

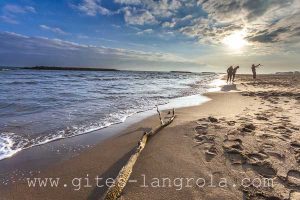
[1, 0, 300, 199]
[1, 74, 300, 200]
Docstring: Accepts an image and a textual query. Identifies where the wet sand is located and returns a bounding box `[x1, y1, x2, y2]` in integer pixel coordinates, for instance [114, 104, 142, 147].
[1, 74, 300, 200]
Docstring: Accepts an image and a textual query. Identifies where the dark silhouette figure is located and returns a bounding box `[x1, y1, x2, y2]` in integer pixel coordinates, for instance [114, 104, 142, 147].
[227, 66, 233, 83]
[232, 66, 239, 82]
[251, 64, 261, 79]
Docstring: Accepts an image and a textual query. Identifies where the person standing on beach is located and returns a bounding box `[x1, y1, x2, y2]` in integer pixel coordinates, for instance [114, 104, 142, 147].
[251, 64, 261, 79]
[232, 66, 239, 82]
[227, 66, 233, 83]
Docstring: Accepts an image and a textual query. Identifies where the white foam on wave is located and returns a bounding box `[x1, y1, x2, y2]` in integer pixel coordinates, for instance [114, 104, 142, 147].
[207, 75, 226, 92]
[0, 111, 137, 161]
[0, 134, 23, 160]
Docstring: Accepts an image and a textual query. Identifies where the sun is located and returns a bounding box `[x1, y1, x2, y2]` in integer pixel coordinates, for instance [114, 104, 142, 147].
[223, 31, 248, 50]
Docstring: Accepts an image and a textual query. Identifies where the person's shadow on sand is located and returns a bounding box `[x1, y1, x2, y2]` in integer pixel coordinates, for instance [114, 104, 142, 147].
[221, 84, 238, 91]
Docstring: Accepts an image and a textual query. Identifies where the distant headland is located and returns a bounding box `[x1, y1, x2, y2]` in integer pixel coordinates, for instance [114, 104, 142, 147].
[23, 66, 119, 72]
[170, 71, 192, 73]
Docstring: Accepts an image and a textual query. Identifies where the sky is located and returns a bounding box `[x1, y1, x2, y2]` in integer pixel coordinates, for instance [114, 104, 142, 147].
[0, 0, 299, 73]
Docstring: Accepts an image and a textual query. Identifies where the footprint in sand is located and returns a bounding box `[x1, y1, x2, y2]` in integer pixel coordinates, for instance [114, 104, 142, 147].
[197, 117, 214, 123]
[246, 193, 281, 200]
[223, 139, 246, 165]
[290, 191, 300, 200]
[250, 161, 277, 178]
[194, 135, 215, 145]
[226, 120, 236, 126]
[246, 152, 269, 163]
[265, 150, 285, 160]
[240, 123, 256, 133]
[286, 170, 300, 187]
[194, 125, 208, 135]
[291, 141, 300, 150]
[208, 116, 219, 123]
[225, 149, 246, 165]
[242, 186, 282, 200]
[256, 115, 269, 121]
[223, 138, 277, 178]
[194, 117, 220, 162]
[205, 145, 218, 162]
[262, 143, 274, 149]
[223, 138, 243, 150]
[290, 126, 300, 131]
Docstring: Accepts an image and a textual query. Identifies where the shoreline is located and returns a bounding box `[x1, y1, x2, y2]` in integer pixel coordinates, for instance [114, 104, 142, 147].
[1, 74, 299, 200]
[0, 90, 244, 200]
[0, 79, 220, 175]
[0, 72, 222, 162]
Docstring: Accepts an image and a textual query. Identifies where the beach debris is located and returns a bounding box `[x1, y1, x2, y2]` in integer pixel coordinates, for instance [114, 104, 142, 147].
[104, 107, 176, 200]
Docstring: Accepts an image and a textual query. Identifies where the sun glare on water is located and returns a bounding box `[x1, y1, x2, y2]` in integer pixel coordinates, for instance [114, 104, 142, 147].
[223, 30, 248, 51]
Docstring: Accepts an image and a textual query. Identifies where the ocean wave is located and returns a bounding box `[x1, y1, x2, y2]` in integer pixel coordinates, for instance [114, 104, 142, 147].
[0, 133, 27, 160]
[8, 81, 38, 85]
[0, 110, 138, 161]
[0, 72, 224, 161]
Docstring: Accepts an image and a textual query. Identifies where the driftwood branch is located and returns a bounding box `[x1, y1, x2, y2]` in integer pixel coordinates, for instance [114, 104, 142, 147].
[156, 105, 163, 125]
[104, 107, 176, 200]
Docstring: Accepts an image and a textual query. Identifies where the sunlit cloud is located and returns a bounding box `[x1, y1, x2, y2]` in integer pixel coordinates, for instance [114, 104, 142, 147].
[123, 7, 157, 25]
[72, 0, 111, 16]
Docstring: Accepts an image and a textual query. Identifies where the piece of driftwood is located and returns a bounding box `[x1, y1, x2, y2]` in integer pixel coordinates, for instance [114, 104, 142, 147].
[104, 107, 176, 200]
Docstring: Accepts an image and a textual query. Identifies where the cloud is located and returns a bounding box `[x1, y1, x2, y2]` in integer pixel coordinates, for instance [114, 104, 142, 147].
[247, 28, 289, 43]
[0, 31, 200, 70]
[71, 0, 299, 50]
[1, 4, 36, 24]
[123, 7, 157, 25]
[3, 4, 36, 14]
[197, 0, 292, 22]
[73, 0, 111, 16]
[115, 0, 183, 19]
[162, 20, 176, 28]
[114, 0, 141, 5]
[189, 0, 299, 44]
[115, 0, 300, 51]
[136, 29, 153, 35]
[246, 11, 300, 44]
[0, 15, 19, 24]
[40, 25, 68, 35]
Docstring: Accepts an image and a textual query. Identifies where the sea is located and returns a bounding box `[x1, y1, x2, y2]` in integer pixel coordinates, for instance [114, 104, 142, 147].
[0, 67, 223, 161]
